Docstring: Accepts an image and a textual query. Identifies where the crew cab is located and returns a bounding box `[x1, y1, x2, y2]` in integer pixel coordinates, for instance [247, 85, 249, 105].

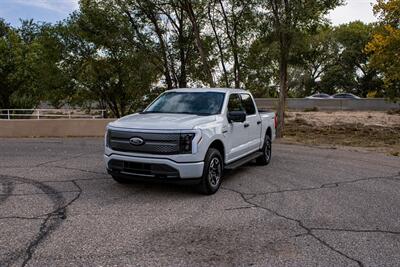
[104, 88, 276, 194]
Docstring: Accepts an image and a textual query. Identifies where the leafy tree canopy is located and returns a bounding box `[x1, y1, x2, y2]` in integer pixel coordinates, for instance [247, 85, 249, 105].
[365, 0, 400, 101]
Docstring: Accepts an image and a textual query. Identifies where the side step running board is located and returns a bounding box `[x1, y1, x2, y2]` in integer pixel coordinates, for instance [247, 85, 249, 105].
[225, 152, 263, 170]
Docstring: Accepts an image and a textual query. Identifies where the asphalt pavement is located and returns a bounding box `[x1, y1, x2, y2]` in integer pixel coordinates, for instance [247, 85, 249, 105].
[0, 138, 399, 267]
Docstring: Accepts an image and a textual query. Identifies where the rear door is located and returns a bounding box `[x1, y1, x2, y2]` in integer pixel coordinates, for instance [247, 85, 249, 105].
[240, 93, 262, 153]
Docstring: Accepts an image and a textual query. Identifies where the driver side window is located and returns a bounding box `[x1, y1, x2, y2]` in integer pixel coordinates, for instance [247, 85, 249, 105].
[228, 94, 243, 112]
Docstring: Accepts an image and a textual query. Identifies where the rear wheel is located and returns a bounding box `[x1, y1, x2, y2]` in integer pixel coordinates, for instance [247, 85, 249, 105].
[256, 135, 272, 165]
[198, 148, 223, 195]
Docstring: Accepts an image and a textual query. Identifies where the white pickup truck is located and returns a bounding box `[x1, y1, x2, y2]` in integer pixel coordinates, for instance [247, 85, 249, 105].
[105, 88, 276, 194]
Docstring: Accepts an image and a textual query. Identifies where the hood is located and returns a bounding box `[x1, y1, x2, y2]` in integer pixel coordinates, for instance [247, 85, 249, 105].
[108, 113, 217, 130]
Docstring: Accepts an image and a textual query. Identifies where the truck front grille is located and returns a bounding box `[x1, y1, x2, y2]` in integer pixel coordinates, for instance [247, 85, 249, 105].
[108, 130, 180, 155]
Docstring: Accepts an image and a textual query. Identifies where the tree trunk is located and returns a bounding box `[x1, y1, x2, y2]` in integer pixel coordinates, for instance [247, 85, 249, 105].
[208, 2, 229, 87]
[276, 33, 289, 138]
[178, 8, 188, 88]
[183, 0, 215, 87]
[218, 0, 241, 88]
[179, 45, 188, 88]
[147, 14, 174, 90]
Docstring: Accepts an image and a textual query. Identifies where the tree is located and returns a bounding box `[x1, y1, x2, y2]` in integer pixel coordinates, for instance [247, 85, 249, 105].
[332, 21, 383, 97]
[207, 0, 257, 88]
[261, 0, 343, 138]
[242, 35, 280, 98]
[287, 22, 383, 98]
[287, 27, 338, 97]
[181, 0, 215, 87]
[39, 1, 161, 117]
[0, 19, 43, 109]
[365, 0, 400, 101]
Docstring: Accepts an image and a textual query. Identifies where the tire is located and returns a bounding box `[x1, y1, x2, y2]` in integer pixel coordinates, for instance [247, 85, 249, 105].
[198, 148, 223, 195]
[112, 174, 130, 184]
[256, 134, 272, 165]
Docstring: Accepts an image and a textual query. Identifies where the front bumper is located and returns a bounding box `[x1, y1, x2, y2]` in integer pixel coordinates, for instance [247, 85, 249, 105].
[104, 154, 204, 179]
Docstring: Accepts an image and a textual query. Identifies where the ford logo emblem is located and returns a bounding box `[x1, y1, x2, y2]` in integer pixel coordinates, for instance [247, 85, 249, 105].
[129, 137, 144, 146]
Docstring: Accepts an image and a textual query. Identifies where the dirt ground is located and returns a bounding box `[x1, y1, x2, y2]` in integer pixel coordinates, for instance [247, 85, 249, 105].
[282, 111, 400, 156]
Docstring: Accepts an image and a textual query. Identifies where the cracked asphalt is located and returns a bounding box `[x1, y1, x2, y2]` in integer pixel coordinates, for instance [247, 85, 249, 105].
[0, 138, 399, 267]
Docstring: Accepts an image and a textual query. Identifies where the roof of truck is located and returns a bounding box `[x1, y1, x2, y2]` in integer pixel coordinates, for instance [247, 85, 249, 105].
[166, 88, 249, 94]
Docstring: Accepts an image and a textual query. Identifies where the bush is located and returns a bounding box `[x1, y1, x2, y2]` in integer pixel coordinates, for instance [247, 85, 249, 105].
[303, 107, 319, 112]
[387, 109, 400, 115]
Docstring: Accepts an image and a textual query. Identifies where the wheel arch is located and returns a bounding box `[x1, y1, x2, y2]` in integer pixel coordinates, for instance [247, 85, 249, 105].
[266, 127, 272, 139]
[208, 139, 225, 163]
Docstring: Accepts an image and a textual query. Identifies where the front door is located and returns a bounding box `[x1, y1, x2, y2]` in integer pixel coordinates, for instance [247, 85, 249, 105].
[225, 93, 248, 162]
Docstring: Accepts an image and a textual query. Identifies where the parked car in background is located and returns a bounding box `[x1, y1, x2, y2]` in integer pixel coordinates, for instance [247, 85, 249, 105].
[332, 93, 361, 99]
[305, 93, 331, 99]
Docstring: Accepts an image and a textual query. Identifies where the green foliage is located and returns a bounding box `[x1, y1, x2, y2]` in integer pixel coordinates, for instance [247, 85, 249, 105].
[243, 35, 279, 98]
[0, 19, 42, 109]
[0, 0, 396, 118]
[285, 22, 383, 98]
[366, 0, 400, 101]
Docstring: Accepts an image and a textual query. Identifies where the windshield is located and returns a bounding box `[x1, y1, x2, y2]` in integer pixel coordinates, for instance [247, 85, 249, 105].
[144, 92, 225, 116]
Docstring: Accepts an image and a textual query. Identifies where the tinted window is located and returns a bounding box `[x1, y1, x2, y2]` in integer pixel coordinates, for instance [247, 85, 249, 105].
[145, 92, 225, 115]
[316, 94, 330, 98]
[240, 94, 256, 115]
[228, 94, 243, 112]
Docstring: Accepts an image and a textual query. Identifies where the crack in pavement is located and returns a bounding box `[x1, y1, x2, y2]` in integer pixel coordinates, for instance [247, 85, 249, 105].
[35, 153, 90, 168]
[224, 173, 400, 197]
[225, 206, 255, 211]
[0, 180, 15, 204]
[222, 187, 365, 267]
[6, 177, 110, 186]
[0, 216, 45, 221]
[0, 190, 80, 197]
[221, 172, 400, 266]
[48, 165, 107, 175]
[0, 152, 92, 169]
[311, 227, 400, 236]
[20, 180, 82, 267]
[0, 176, 83, 267]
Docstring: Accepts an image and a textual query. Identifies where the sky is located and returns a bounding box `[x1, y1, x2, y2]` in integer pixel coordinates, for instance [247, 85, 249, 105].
[0, 0, 378, 27]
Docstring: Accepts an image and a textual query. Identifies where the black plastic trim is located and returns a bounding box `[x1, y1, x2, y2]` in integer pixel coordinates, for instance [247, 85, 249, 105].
[105, 153, 204, 164]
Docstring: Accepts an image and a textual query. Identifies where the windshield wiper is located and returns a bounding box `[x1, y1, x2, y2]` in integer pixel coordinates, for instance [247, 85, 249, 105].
[173, 112, 213, 116]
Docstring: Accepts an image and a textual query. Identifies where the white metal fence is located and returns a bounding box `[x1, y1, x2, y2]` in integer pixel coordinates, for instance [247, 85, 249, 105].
[0, 109, 106, 120]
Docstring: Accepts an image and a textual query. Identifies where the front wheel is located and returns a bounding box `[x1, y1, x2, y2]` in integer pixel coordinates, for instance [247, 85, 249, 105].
[198, 148, 223, 195]
[256, 135, 272, 165]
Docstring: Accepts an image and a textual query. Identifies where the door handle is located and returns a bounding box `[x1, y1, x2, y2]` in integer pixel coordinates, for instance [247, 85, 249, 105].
[244, 123, 250, 128]
[257, 121, 262, 125]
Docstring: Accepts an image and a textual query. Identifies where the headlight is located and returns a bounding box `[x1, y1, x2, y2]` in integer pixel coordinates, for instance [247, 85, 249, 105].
[105, 129, 111, 148]
[179, 133, 195, 154]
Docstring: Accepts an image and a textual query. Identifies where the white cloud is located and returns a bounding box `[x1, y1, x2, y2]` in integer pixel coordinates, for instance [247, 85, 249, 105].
[12, 0, 78, 13]
[328, 0, 378, 25]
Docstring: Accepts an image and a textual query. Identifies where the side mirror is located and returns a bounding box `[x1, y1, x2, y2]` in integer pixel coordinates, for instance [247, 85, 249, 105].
[228, 111, 246, 123]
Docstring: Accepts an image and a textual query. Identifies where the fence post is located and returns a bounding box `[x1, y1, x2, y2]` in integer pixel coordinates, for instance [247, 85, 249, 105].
[7, 109, 10, 120]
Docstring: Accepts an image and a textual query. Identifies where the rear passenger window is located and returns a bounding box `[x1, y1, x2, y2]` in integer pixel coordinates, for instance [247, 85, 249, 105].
[240, 94, 256, 115]
[228, 94, 243, 112]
